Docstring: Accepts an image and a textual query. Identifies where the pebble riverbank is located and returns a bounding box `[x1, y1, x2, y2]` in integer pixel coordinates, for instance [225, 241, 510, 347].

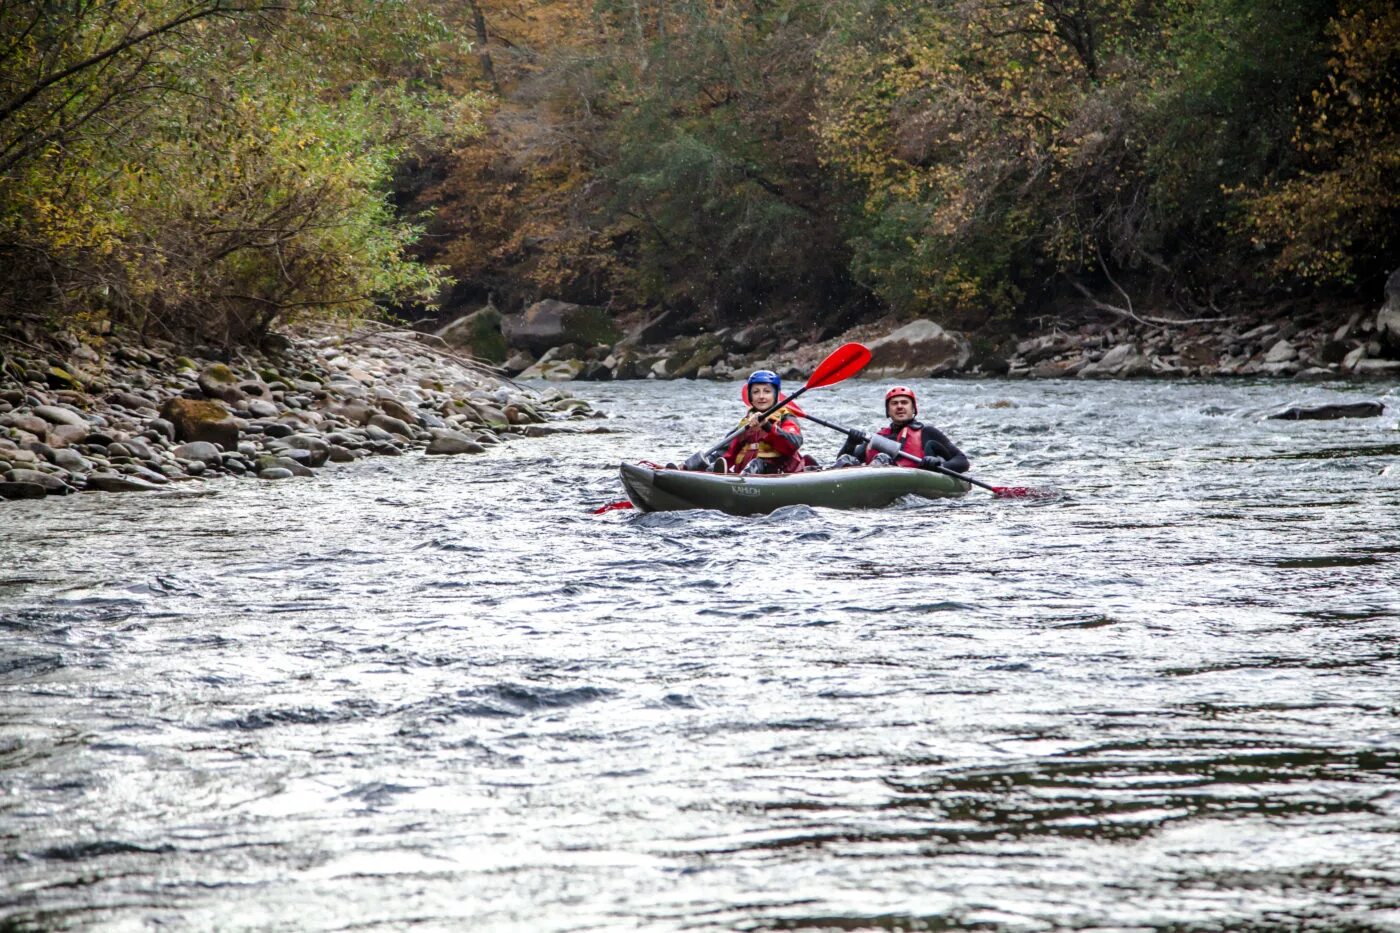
[0, 325, 605, 501]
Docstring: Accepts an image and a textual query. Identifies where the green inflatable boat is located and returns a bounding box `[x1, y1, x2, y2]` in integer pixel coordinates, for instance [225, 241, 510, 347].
[619, 461, 970, 516]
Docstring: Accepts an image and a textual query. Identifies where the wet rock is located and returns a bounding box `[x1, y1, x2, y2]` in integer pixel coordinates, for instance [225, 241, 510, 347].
[4, 468, 73, 494]
[246, 399, 278, 418]
[0, 480, 48, 499]
[257, 455, 315, 477]
[426, 430, 486, 455]
[864, 320, 971, 376]
[85, 472, 164, 492]
[159, 398, 239, 449]
[1352, 359, 1400, 376]
[258, 467, 295, 480]
[1268, 401, 1385, 420]
[124, 465, 170, 485]
[327, 445, 356, 463]
[172, 441, 223, 465]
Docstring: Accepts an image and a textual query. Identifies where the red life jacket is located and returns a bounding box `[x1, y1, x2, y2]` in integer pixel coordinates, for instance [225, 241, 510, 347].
[724, 408, 804, 473]
[863, 422, 925, 466]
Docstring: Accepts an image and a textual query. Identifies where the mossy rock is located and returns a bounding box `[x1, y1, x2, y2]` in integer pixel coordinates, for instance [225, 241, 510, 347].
[437, 306, 507, 363]
[502, 300, 620, 355]
[46, 365, 82, 390]
[158, 397, 239, 449]
[668, 336, 725, 379]
[174, 356, 197, 371]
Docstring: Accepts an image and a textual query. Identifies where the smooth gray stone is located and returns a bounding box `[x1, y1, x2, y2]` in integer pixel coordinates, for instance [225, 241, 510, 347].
[33, 405, 88, 428]
[4, 469, 73, 494]
[368, 413, 413, 438]
[425, 431, 486, 455]
[247, 399, 279, 418]
[258, 456, 314, 477]
[85, 473, 164, 493]
[123, 465, 170, 485]
[50, 449, 91, 471]
[258, 467, 295, 480]
[172, 441, 223, 464]
[122, 438, 155, 460]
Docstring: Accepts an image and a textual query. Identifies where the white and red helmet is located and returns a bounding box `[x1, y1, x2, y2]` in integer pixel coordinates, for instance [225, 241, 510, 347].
[885, 385, 917, 415]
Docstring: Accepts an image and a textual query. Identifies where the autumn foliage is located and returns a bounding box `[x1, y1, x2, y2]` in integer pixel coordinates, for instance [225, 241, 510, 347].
[3, 0, 1393, 345]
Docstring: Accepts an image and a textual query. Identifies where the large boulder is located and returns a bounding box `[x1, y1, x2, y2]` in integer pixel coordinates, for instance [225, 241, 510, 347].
[1377, 268, 1400, 358]
[158, 398, 239, 450]
[1079, 342, 1152, 378]
[436, 305, 507, 363]
[502, 300, 620, 355]
[863, 320, 971, 376]
[620, 307, 705, 347]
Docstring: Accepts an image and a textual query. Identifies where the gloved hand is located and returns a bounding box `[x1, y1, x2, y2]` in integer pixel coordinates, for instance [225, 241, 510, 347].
[682, 452, 710, 471]
[871, 453, 894, 466]
[921, 455, 946, 470]
[832, 453, 861, 468]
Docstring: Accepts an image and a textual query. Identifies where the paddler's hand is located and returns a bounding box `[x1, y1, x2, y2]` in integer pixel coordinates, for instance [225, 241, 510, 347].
[921, 455, 946, 470]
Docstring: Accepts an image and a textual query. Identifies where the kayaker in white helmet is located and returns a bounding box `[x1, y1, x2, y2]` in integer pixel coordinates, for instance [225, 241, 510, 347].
[832, 385, 969, 472]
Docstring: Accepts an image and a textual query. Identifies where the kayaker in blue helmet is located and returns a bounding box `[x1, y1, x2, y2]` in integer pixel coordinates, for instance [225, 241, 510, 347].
[833, 385, 970, 472]
[683, 370, 804, 474]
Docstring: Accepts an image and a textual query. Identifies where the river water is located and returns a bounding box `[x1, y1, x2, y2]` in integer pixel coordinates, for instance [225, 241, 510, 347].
[2, 378, 1399, 931]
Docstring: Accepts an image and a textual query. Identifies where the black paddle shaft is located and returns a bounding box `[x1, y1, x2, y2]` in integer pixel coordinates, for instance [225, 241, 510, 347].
[798, 410, 1000, 494]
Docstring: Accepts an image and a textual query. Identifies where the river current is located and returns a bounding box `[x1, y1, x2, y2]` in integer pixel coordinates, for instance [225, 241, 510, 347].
[2, 378, 1399, 931]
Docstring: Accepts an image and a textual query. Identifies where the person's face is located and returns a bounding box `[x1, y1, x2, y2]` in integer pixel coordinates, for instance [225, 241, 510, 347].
[750, 384, 777, 409]
[887, 395, 915, 422]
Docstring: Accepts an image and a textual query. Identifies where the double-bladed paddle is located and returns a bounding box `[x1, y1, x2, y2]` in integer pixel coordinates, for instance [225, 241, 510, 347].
[795, 410, 1061, 500]
[590, 343, 873, 513]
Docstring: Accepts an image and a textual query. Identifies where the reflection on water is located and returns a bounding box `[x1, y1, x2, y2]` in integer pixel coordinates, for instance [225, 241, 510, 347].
[1, 378, 1398, 931]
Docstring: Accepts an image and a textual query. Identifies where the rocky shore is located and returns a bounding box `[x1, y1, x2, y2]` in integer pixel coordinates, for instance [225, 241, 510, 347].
[439, 271, 1400, 385]
[0, 323, 603, 501]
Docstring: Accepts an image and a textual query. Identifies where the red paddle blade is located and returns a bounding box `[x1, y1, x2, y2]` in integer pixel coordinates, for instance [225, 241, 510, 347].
[993, 486, 1063, 500]
[591, 500, 635, 514]
[805, 342, 872, 389]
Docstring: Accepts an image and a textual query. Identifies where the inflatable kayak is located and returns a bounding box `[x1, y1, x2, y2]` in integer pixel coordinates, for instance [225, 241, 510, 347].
[619, 461, 970, 515]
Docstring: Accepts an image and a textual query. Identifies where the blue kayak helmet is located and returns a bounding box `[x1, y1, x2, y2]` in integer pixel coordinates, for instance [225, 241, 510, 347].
[745, 369, 781, 397]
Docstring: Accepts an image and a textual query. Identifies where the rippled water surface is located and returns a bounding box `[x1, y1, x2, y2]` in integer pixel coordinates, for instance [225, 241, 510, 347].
[3, 378, 1400, 932]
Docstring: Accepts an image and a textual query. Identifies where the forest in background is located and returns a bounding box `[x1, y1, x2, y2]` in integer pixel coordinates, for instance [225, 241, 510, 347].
[2, 0, 1396, 348]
